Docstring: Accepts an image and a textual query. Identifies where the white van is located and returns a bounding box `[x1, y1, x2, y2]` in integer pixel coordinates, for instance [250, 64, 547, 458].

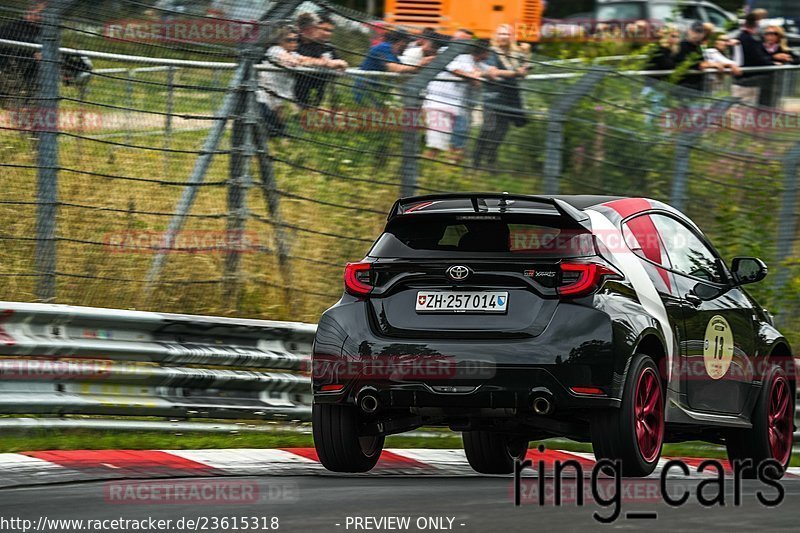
[595, 0, 737, 30]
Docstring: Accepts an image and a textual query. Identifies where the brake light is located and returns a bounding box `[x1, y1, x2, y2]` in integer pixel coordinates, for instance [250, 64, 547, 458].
[344, 262, 373, 296]
[558, 261, 622, 298]
[571, 386, 606, 395]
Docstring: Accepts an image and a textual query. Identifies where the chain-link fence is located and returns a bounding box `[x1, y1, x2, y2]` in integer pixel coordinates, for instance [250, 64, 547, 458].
[1, 0, 800, 343]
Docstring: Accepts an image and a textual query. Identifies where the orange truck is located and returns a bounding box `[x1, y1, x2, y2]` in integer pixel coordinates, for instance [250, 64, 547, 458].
[383, 0, 544, 42]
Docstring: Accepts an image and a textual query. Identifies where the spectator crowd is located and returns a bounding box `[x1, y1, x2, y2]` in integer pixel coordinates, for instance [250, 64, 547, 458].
[646, 12, 799, 106]
[2, 3, 799, 166]
[257, 11, 534, 166]
[256, 8, 800, 167]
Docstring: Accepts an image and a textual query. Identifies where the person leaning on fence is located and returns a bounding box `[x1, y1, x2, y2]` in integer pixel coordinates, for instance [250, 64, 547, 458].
[763, 26, 799, 65]
[294, 12, 348, 109]
[449, 28, 478, 163]
[421, 39, 488, 163]
[257, 26, 346, 140]
[646, 26, 680, 76]
[353, 30, 433, 106]
[473, 26, 530, 169]
[0, 1, 91, 104]
[672, 21, 726, 93]
[641, 26, 680, 123]
[732, 13, 779, 106]
[703, 32, 743, 93]
[400, 27, 439, 67]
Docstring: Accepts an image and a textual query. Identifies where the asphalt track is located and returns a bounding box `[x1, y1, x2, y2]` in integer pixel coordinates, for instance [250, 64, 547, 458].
[2, 475, 799, 533]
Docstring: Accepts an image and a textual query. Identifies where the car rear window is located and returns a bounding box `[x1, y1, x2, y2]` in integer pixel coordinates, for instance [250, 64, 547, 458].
[369, 215, 594, 258]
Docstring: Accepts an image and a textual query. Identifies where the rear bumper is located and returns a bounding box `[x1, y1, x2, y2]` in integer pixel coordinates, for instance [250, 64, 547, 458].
[313, 366, 620, 411]
[312, 299, 625, 413]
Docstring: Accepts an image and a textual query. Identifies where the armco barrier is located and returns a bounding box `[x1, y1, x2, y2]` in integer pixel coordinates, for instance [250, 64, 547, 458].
[0, 301, 797, 441]
[0, 301, 314, 425]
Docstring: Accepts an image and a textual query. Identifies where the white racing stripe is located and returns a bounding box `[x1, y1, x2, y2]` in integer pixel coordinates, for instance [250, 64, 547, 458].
[587, 209, 676, 382]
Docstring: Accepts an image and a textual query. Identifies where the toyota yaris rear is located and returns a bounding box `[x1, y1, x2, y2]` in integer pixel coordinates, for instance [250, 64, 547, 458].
[312, 194, 794, 477]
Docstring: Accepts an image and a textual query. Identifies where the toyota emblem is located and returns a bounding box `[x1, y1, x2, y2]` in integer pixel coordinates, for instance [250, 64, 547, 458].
[447, 265, 471, 281]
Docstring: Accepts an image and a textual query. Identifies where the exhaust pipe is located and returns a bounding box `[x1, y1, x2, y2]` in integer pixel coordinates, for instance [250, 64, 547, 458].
[532, 396, 552, 415]
[357, 387, 380, 414]
[530, 387, 555, 415]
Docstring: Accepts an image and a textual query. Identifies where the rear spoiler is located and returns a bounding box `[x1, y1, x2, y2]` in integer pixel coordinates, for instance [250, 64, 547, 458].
[388, 193, 590, 226]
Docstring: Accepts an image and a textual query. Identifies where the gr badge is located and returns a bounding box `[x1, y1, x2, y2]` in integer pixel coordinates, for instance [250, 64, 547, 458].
[703, 315, 734, 379]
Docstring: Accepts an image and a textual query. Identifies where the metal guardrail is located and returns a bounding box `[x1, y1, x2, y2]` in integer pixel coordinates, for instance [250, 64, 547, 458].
[0, 301, 796, 442]
[0, 302, 314, 427]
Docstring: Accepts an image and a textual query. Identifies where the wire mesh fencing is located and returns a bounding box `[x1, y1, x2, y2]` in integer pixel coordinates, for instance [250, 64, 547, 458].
[1, 0, 800, 342]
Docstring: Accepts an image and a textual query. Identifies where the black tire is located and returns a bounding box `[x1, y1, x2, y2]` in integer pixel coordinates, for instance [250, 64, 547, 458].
[592, 354, 665, 477]
[726, 364, 794, 479]
[462, 430, 528, 474]
[312, 403, 384, 473]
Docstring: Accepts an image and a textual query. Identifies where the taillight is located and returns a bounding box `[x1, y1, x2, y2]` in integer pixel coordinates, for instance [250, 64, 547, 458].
[344, 262, 373, 296]
[558, 261, 622, 298]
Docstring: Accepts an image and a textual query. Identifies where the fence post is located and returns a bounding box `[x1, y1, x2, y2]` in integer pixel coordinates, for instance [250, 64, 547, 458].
[223, 52, 255, 308]
[669, 98, 735, 211]
[773, 143, 800, 328]
[542, 69, 608, 195]
[35, 0, 77, 302]
[163, 65, 175, 173]
[125, 68, 134, 144]
[399, 41, 470, 197]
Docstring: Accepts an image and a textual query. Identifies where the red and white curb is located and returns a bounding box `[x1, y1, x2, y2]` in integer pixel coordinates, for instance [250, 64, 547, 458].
[0, 449, 798, 488]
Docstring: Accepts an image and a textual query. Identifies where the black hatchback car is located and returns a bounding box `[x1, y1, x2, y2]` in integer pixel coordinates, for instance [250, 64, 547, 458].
[311, 193, 795, 477]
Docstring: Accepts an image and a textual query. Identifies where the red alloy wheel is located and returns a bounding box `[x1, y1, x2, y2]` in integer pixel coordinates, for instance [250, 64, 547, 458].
[767, 375, 793, 466]
[634, 367, 664, 463]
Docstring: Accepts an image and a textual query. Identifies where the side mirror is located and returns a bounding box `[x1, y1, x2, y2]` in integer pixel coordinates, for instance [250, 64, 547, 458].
[731, 257, 768, 285]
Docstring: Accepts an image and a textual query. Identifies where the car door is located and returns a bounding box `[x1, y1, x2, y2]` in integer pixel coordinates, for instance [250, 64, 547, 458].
[650, 214, 756, 415]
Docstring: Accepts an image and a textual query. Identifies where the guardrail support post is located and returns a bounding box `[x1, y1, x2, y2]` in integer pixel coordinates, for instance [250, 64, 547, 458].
[772, 143, 800, 328]
[543, 69, 608, 195]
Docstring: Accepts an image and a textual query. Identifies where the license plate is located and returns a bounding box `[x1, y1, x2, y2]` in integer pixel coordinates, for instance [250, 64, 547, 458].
[415, 291, 508, 313]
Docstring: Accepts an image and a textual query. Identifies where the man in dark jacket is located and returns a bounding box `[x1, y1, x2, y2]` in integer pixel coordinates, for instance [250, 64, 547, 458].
[673, 21, 721, 92]
[733, 13, 778, 105]
[294, 12, 347, 108]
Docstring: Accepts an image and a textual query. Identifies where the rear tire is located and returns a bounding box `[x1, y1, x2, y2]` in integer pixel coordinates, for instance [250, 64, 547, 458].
[312, 403, 384, 473]
[591, 353, 665, 477]
[726, 363, 794, 479]
[462, 430, 528, 474]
